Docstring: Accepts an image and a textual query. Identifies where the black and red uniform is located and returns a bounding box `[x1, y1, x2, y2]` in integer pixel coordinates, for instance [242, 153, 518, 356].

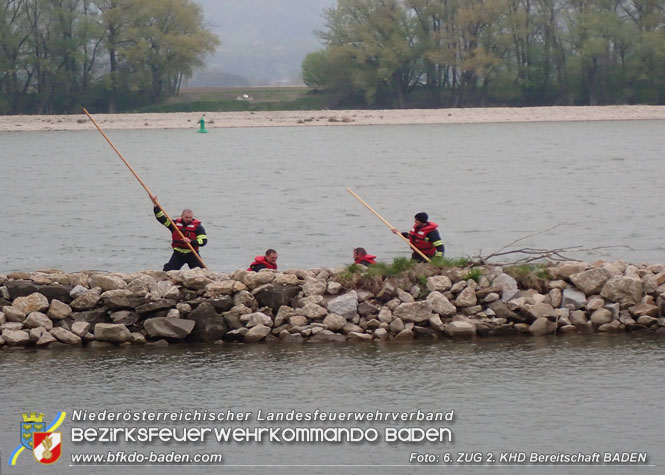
[248, 256, 278, 272]
[154, 206, 208, 271]
[402, 221, 444, 262]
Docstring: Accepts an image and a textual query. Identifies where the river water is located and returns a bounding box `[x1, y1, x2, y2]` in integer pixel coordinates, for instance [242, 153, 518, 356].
[2, 120, 665, 272]
[1, 120, 665, 474]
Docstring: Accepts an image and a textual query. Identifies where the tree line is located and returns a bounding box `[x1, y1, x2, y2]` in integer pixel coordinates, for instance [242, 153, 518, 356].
[302, 0, 665, 108]
[0, 0, 219, 114]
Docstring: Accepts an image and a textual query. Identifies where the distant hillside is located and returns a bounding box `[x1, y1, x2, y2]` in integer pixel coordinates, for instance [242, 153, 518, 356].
[189, 0, 336, 87]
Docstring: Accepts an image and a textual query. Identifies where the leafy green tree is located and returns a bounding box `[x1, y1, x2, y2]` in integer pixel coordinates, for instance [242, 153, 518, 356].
[0, 0, 31, 112]
[120, 0, 219, 103]
[319, 0, 421, 107]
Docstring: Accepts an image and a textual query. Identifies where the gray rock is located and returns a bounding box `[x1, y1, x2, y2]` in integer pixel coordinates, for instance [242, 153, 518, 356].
[71, 309, 111, 326]
[135, 299, 176, 315]
[297, 303, 328, 320]
[529, 317, 557, 336]
[302, 280, 327, 296]
[94, 323, 132, 343]
[397, 289, 415, 303]
[636, 315, 658, 326]
[322, 313, 346, 331]
[204, 280, 236, 297]
[70, 290, 101, 311]
[244, 270, 275, 289]
[358, 301, 379, 317]
[347, 332, 372, 342]
[326, 291, 358, 320]
[493, 274, 519, 302]
[525, 303, 556, 321]
[51, 327, 82, 345]
[389, 317, 405, 333]
[429, 314, 445, 332]
[36, 331, 57, 346]
[378, 308, 393, 323]
[376, 281, 397, 302]
[181, 268, 212, 289]
[598, 320, 623, 332]
[426, 275, 452, 292]
[274, 274, 299, 286]
[12, 292, 49, 314]
[393, 329, 415, 341]
[590, 308, 613, 326]
[47, 299, 72, 319]
[600, 276, 644, 306]
[393, 301, 434, 323]
[233, 290, 258, 310]
[126, 275, 158, 296]
[3, 306, 26, 323]
[374, 328, 389, 340]
[446, 321, 476, 338]
[187, 302, 227, 342]
[243, 312, 273, 328]
[24, 312, 53, 330]
[562, 288, 587, 310]
[327, 281, 343, 295]
[570, 268, 612, 295]
[2, 329, 30, 346]
[89, 274, 127, 291]
[245, 324, 271, 342]
[144, 317, 196, 339]
[130, 332, 147, 345]
[71, 321, 91, 337]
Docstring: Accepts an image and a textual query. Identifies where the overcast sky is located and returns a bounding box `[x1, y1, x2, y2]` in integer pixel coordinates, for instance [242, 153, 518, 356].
[191, 0, 337, 86]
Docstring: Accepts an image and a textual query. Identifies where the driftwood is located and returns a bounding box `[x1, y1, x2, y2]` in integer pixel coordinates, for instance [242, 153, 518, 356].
[475, 223, 630, 265]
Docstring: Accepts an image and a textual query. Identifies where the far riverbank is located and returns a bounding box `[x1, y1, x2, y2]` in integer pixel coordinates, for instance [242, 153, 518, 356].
[2, 105, 665, 132]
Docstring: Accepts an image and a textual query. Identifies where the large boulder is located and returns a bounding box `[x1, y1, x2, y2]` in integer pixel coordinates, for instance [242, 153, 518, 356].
[561, 288, 587, 310]
[51, 327, 82, 345]
[12, 292, 49, 314]
[426, 291, 457, 317]
[529, 317, 557, 336]
[570, 268, 612, 295]
[2, 329, 30, 346]
[600, 276, 644, 306]
[326, 291, 358, 320]
[445, 321, 476, 338]
[47, 300, 72, 320]
[493, 274, 519, 302]
[94, 323, 132, 343]
[187, 302, 227, 342]
[144, 317, 195, 339]
[89, 274, 127, 292]
[393, 301, 435, 323]
[253, 284, 301, 313]
[244, 324, 271, 343]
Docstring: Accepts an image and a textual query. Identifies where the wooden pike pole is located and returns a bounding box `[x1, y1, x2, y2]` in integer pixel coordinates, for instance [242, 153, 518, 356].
[346, 187, 431, 263]
[82, 108, 207, 269]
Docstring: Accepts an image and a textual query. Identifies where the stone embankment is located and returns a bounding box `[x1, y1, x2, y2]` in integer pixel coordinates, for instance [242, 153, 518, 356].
[1, 261, 664, 349]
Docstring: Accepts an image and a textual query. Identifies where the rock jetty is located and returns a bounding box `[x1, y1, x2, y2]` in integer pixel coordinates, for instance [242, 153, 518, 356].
[1, 261, 664, 349]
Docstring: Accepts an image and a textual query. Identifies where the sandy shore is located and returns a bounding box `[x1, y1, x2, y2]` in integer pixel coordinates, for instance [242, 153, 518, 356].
[1, 105, 665, 132]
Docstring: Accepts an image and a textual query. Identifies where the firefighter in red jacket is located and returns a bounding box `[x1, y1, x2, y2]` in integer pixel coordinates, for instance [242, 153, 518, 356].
[248, 249, 278, 271]
[353, 247, 377, 266]
[392, 212, 444, 262]
[150, 194, 208, 271]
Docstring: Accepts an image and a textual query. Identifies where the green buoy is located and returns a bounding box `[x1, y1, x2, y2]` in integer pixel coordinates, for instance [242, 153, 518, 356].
[198, 115, 208, 133]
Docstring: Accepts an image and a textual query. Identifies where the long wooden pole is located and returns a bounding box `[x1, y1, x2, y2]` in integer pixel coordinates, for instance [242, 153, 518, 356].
[83, 108, 207, 269]
[346, 188, 431, 263]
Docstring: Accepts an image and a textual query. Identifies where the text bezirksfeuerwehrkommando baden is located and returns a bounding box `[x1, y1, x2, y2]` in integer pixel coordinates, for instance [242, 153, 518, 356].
[71, 409, 451, 423]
